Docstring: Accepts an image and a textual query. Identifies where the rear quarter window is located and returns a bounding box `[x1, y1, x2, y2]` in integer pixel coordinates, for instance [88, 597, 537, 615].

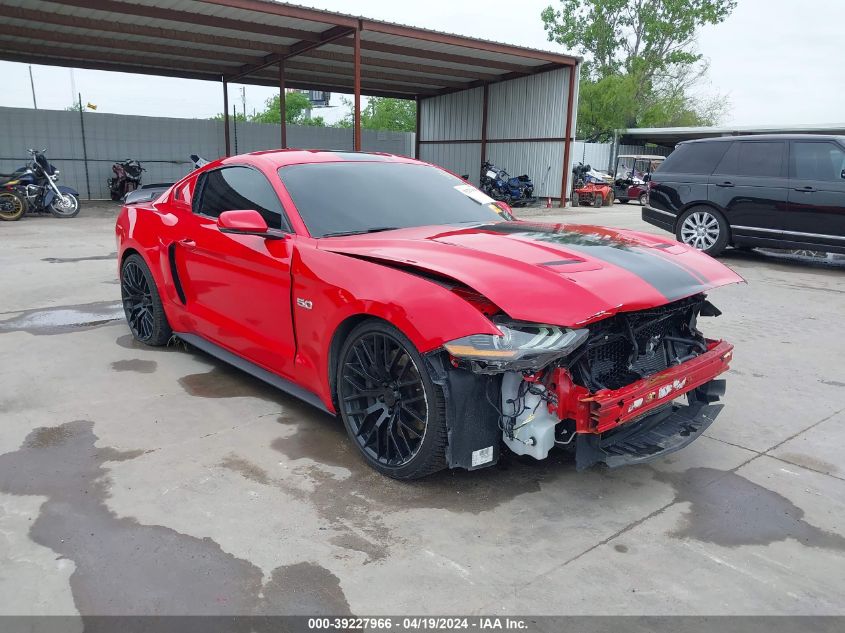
[658, 142, 731, 175]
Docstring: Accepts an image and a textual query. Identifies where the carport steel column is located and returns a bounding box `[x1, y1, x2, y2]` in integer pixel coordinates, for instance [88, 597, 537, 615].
[353, 21, 362, 152]
[278, 61, 287, 149]
[222, 77, 231, 157]
[560, 65, 577, 207]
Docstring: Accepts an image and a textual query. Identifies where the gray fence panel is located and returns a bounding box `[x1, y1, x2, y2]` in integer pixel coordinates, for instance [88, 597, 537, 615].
[419, 143, 482, 186]
[487, 68, 569, 139]
[486, 142, 563, 198]
[0, 107, 414, 199]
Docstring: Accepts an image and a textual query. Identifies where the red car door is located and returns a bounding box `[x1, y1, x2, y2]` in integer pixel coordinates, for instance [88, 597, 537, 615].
[173, 165, 297, 377]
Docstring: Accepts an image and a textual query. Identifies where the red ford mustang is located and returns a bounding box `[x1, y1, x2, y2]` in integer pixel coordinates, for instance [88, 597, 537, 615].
[116, 150, 742, 479]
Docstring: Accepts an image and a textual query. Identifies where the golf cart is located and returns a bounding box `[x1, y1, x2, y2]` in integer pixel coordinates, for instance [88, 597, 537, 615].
[613, 154, 665, 205]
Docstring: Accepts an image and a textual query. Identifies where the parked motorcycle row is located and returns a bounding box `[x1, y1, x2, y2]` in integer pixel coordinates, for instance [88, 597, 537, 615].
[478, 160, 536, 207]
[0, 150, 151, 222]
[0, 149, 81, 221]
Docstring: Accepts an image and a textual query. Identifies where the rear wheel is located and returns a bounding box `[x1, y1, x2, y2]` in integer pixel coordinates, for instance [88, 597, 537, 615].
[592, 194, 603, 208]
[49, 193, 81, 218]
[639, 193, 648, 206]
[676, 206, 729, 256]
[120, 254, 172, 346]
[336, 320, 447, 479]
[0, 191, 25, 221]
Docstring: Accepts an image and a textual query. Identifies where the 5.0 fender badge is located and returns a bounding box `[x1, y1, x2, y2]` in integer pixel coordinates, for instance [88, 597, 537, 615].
[296, 298, 313, 310]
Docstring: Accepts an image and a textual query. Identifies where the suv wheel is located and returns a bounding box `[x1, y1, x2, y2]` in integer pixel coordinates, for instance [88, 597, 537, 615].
[676, 206, 729, 256]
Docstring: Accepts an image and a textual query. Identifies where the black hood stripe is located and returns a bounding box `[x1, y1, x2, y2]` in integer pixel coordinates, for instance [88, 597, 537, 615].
[473, 223, 707, 301]
[566, 243, 706, 300]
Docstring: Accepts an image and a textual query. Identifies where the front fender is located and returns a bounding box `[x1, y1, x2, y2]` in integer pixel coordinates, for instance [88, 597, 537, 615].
[43, 185, 79, 206]
[291, 240, 501, 413]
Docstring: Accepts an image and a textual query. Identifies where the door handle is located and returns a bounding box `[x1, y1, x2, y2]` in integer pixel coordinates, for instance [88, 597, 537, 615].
[178, 238, 196, 250]
[716, 181, 734, 187]
[793, 186, 816, 192]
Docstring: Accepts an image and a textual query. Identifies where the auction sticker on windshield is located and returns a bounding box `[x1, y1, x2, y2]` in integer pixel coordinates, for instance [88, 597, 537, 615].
[454, 184, 495, 205]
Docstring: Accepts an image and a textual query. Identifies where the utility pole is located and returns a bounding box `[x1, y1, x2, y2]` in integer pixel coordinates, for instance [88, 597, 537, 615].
[240, 86, 246, 120]
[78, 93, 91, 199]
[28, 66, 37, 109]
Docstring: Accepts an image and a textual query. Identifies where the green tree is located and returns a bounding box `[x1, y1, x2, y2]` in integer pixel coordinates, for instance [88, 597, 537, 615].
[212, 91, 326, 126]
[541, 0, 735, 140]
[338, 97, 416, 132]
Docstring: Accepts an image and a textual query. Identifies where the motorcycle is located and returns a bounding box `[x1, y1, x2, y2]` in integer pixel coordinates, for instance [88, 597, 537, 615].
[108, 158, 144, 201]
[0, 175, 27, 221]
[479, 160, 536, 207]
[6, 149, 81, 218]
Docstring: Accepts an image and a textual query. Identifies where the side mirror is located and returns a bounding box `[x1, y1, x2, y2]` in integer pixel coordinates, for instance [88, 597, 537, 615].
[217, 210, 283, 239]
[841, 169, 845, 180]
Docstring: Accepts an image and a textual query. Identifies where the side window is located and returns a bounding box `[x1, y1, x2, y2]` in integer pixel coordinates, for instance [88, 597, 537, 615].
[716, 142, 785, 178]
[194, 166, 286, 229]
[659, 142, 730, 175]
[791, 142, 845, 182]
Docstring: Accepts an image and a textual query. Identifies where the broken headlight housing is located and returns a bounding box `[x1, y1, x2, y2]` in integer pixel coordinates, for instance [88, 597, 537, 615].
[444, 323, 589, 373]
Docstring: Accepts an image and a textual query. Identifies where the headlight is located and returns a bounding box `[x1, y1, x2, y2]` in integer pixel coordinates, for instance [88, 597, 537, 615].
[444, 323, 589, 372]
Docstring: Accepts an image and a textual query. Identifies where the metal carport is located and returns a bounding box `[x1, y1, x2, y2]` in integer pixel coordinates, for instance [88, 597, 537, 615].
[0, 0, 579, 202]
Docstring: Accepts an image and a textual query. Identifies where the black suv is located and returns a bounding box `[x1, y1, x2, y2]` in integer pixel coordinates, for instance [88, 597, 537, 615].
[642, 134, 845, 256]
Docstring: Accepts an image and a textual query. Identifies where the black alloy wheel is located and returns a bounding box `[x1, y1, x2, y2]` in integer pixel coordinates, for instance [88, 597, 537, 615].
[120, 254, 172, 346]
[337, 321, 447, 479]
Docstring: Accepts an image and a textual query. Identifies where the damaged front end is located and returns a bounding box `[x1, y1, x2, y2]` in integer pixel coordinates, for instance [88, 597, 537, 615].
[428, 293, 733, 471]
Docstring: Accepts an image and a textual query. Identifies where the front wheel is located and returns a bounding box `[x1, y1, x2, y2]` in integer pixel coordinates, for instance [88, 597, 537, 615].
[49, 193, 81, 218]
[639, 193, 648, 206]
[120, 254, 172, 346]
[0, 191, 26, 221]
[336, 320, 447, 479]
[676, 206, 729, 256]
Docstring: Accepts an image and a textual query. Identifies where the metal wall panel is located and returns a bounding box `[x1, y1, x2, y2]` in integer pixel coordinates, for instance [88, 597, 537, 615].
[0, 107, 414, 199]
[487, 67, 569, 140]
[419, 143, 482, 185]
[419, 88, 483, 141]
[486, 142, 564, 199]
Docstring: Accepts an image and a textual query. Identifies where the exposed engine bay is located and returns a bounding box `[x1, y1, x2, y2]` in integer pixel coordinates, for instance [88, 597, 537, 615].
[435, 293, 733, 470]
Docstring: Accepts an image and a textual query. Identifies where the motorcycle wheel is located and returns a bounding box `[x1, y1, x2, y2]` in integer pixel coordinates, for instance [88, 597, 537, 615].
[0, 191, 26, 221]
[49, 193, 81, 218]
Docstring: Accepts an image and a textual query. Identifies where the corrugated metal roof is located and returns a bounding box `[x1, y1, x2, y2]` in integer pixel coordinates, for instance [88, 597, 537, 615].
[0, 0, 578, 98]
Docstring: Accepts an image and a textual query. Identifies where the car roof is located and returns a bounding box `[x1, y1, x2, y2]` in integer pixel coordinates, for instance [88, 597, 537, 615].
[680, 134, 845, 145]
[218, 149, 419, 170]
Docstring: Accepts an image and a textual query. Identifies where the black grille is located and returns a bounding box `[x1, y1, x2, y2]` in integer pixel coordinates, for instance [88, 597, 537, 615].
[572, 295, 705, 391]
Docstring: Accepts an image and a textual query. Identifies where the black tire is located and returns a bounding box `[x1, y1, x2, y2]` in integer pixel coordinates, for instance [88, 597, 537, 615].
[0, 191, 26, 221]
[120, 253, 172, 346]
[602, 190, 613, 206]
[639, 193, 648, 206]
[49, 193, 81, 218]
[619, 198, 629, 204]
[336, 320, 447, 480]
[571, 193, 579, 207]
[675, 206, 729, 256]
[592, 194, 603, 208]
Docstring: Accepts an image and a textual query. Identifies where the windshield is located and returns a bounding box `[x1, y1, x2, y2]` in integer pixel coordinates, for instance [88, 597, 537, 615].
[278, 161, 512, 238]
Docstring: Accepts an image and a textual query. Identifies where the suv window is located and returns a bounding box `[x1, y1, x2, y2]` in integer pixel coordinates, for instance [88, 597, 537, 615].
[791, 141, 845, 182]
[194, 166, 286, 229]
[714, 141, 785, 178]
[658, 141, 730, 175]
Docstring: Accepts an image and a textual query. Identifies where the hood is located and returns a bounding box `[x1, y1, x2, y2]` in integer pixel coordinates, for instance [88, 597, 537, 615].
[318, 221, 744, 326]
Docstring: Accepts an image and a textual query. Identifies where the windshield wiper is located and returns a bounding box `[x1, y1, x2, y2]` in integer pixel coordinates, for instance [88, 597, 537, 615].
[320, 227, 400, 238]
